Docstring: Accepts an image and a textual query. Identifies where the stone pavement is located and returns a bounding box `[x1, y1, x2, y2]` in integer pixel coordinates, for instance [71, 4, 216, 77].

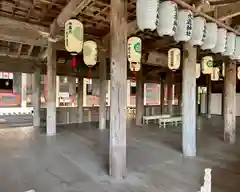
[0, 116, 240, 192]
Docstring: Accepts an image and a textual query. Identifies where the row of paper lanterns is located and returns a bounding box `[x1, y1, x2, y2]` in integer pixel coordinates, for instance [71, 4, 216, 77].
[64, 18, 239, 81]
[65, 19, 143, 74]
[167, 48, 226, 81]
[64, 18, 227, 81]
[136, 0, 240, 59]
[65, 19, 98, 69]
[197, 56, 240, 81]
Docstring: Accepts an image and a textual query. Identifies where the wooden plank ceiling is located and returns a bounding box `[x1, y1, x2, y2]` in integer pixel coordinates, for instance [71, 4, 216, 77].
[0, 0, 239, 76]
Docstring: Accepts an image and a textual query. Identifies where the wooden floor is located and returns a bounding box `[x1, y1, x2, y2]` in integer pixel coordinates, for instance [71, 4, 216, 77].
[0, 115, 240, 192]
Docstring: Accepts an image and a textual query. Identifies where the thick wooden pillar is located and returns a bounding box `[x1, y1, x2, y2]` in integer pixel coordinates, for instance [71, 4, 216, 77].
[167, 73, 173, 115]
[77, 77, 83, 124]
[224, 62, 236, 144]
[182, 43, 197, 157]
[47, 41, 56, 136]
[99, 53, 107, 130]
[136, 69, 144, 126]
[33, 68, 41, 128]
[206, 75, 212, 118]
[109, 0, 127, 179]
[160, 78, 165, 114]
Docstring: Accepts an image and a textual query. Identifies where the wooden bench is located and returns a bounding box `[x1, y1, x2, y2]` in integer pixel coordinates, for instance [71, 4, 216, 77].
[158, 116, 182, 128]
[143, 115, 170, 124]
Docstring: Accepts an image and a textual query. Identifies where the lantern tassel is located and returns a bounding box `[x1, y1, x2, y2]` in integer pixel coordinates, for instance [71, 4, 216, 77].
[132, 64, 136, 82]
[88, 68, 92, 80]
[72, 56, 77, 68]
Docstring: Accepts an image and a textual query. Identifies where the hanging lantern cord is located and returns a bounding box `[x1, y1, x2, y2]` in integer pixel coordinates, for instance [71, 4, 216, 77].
[72, 55, 77, 68]
[88, 67, 92, 80]
[132, 63, 137, 82]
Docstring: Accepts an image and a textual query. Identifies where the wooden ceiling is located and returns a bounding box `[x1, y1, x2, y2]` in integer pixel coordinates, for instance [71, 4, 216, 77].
[0, 0, 240, 75]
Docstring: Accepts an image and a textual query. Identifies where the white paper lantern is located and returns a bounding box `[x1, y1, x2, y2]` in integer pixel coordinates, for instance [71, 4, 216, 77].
[196, 63, 201, 79]
[65, 19, 84, 54]
[223, 32, 236, 56]
[237, 66, 240, 80]
[157, 1, 178, 36]
[168, 48, 181, 70]
[211, 67, 220, 81]
[211, 28, 227, 53]
[83, 41, 98, 67]
[174, 9, 193, 42]
[136, 0, 158, 31]
[201, 22, 218, 50]
[201, 56, 213, 74]
[230, 36, 240, 60]
[189, 17, 206, 46]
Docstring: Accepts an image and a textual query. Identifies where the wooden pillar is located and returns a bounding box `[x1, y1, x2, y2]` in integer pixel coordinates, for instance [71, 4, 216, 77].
[69, 77, 76, 107]
[33, 68, 41, 127]
[47, 41, 56, 136]
[13, 72, 21, 94]
[77, 77, 83, 124]
[160, 78, 165, 114]
[167, 73, 173, 115]
[69, 77, 76, 96]
[109, 0, 127, 179]
[56, 76, 60, 107]
[206, 75, 212, 118]
[21, 73, 27, 108]
[224, 61, 236, 144]
[99, 53, 107, 130]
[182, 43, 197, 157]
[136, 69, 144, 126]
[196, 86, 199, 115]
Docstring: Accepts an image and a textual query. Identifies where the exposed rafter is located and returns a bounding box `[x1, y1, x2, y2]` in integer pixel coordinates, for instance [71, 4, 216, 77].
[210, 0, 240, 6]
[17, 44, 23, 57]
[28, 45, 34, 56]
[216, 2, 240, 21]
[50, 0, 93, 38]
[217, 2, 240, 21]
[38, 47, 47, 60]
[0, 16, 49, 35]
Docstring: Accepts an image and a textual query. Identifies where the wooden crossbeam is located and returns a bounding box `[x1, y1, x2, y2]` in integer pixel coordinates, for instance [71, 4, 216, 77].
[216, 2, 240, 21]
[0, 55, 99, 77]
[0, 16, 49, 35]
[0, 32, 65, 49]
[38, 47, 47, 60]
[50, 0, 92, 37]
[17, 44, 23, 57]
[28, 45, 34, 56]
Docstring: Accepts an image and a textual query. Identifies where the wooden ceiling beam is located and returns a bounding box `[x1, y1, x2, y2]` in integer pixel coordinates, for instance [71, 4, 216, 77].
[50, 0, 93, 38]
[0, 16, 49, 35]
[38, 47, 47, 60]
[17, 44, 23, 57]
[0, 50, 37, 60]
[28, 45, 34, 56]
[0, 55, 100, 77]
[0, 30, 65, 50]
[216, 2, 240, 21]
[210, 0, 240, 6]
